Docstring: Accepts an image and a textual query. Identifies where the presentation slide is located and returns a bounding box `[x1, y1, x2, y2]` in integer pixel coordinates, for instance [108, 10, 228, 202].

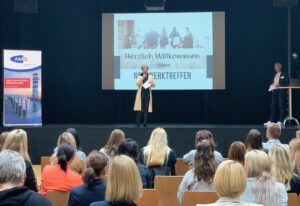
[102, 12, 225, 90]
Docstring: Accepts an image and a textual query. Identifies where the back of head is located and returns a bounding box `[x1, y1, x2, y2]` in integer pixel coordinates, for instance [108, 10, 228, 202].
[267, 123, 281, 140]
[82, 150, 108, 185]
[296, 130, 300, 140]
[144, 128, 170, 166]
[289, 138, 300, 174]
[57, 132, 77, 151]
[228, 141, 246, 164]
[118, 139, 139, 163]
[57, 143, 74, 172]
[66, 128, 80, 149]
[0, 150, 26, 186]
[194, 140, 216, 183]
[245, 150, 278, 206]
[195, 130, 215, 152]
[269, 144, 293, 190]
[213, 160, 246, 198]
[2, 129, 31, 162]
[0, 132, 9, 151]
[104, 129, 125, 157]
[106, 155, 142, 203]
[245, 129, 263, 151]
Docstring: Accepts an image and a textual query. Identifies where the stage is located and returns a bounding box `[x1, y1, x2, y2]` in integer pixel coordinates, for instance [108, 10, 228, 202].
[0, 124, 298, 164]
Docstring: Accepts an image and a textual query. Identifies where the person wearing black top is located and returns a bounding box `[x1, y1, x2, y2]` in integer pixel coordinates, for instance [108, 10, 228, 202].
[288, 174, 300, 195]
[265, 62, 289, 125]
[133, 65, 156, 127]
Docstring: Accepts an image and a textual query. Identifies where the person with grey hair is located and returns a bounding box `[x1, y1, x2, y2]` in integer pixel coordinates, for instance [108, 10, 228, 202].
[0, 150, 52, 206]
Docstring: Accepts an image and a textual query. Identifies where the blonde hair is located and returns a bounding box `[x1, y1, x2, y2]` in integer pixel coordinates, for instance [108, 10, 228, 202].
[290, 138, 300, 174]
[143, 128, 171, 166]
[296, 130, 300, 140]
[57, 132, 77, 151]
[2, 129, 31, 162]
[267, 123, 281, 139]
[103, 129, 125, 157]
[213, 160, 246, 198]
[106, 155, 142, 203]
[245, 150, 279, 206]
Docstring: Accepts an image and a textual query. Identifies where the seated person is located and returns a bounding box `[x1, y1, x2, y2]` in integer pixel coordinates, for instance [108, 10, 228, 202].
[228, 141, 246, 165]
[263, 123, 288, 151]
[41, 143, 83, 195]
[90, 155, 142, 206]
[177, 140, 216, 205]
[68, 150, 108, 206]
[118, 139, 152, 188]
[244, 129, 264, 152]
[0, 150, 52, 206]
[196, 160, 262, 206]
[183, 130, 223, 166]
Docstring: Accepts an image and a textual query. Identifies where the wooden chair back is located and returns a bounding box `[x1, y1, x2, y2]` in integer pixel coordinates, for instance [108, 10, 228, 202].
[154, 176, 184, 206]
[183, 191, 218, 206]
[136, 189, 158, 206]
[46, 190, 70, 206]
[175, 158, 190, 176]
[41, 156, 51, 173]
[288, 193, 300, 206]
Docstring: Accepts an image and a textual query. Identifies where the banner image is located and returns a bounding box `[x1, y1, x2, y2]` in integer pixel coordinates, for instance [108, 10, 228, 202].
[3, 50, 42, 126]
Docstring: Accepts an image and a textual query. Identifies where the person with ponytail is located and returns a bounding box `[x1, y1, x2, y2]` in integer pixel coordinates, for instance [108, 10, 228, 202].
[41, 143, 83, 196]
[240, 150, 287, 206]
[68, 151, 108, 206]
[177, 140, 216, 206]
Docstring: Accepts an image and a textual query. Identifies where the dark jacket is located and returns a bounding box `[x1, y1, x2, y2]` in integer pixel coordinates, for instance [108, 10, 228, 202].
[68, 178, 106, 206]
[24, 160, 38, 192]
[0, 186, 52, 206]
[288, 174, 300, 195]
[91, 201, 137, 206]
[137, 163, 152, 189]
[139, 148, 177, 175]
[272, 72, 289, 87]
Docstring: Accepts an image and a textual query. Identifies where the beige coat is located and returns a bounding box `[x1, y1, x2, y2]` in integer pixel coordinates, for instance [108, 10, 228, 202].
[134, 74, 155, 113]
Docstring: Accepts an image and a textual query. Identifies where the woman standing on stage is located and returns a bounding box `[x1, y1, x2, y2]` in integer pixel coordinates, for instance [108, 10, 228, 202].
[134, 65, 155, 127]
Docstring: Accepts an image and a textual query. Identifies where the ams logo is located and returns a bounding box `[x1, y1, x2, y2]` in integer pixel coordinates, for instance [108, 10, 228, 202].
[10, 55, 28, 63]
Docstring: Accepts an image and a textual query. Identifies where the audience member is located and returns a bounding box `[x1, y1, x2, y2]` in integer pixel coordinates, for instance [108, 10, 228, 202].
[290, 138, 300, 175]
[241, 150, 287, 206]
[269, 144, 300, 194]
[41, 143, 83, 195]
[68, 151, 108, 206]
[178, 140, 216, 205]
[245, 129, 263, 151]
[54, 128, 86, 163]
[296, 130, 300, 139]
[263, 123, 288, 150]
[118, 139, 152, 188]
[183, 130, 224, 166]
[139, 128, 177, 176]
[2, 129, 37, 192]
[91, 155, 142, 206]
[0, 131, 9, 151]
[51, 132, 85, 174]
[0, 150, 52, 206]
[228, 141, 246, 165]
[100, 129, 125, 163]
[196, 160, 262, 206]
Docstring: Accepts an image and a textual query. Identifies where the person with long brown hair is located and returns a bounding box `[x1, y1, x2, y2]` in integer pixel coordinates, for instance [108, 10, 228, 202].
[228, 141, 246, 165]
[177, 140, 216, 205]
[183, 130, 223, 166]
[244, 129, 263, 152]
[2, 129, 37, 192]
[100, 129, 125, 163]
[69, 151, 108, 206]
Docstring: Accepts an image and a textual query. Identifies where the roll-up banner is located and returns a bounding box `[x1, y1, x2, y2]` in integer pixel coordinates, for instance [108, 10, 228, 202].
[3, 49, 42, 126]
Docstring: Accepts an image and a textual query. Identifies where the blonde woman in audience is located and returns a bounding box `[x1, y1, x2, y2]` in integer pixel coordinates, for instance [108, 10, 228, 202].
[51, 132, 85, 174]
[269, 144, 300, 194]
[100, 129, 125, 163]
[296, 130, 300, 139]
[196, 160, 262, 206]
[0, 131, 9, 151]
[183, 130, 223, 166]
[2, 129, 37, 192]
[240, 150, 287, 206]
[139, 127, 177, 175]
[91, 155, 142, 206]
[289, 138, 300, 175]
[177, 140, 216, 205]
